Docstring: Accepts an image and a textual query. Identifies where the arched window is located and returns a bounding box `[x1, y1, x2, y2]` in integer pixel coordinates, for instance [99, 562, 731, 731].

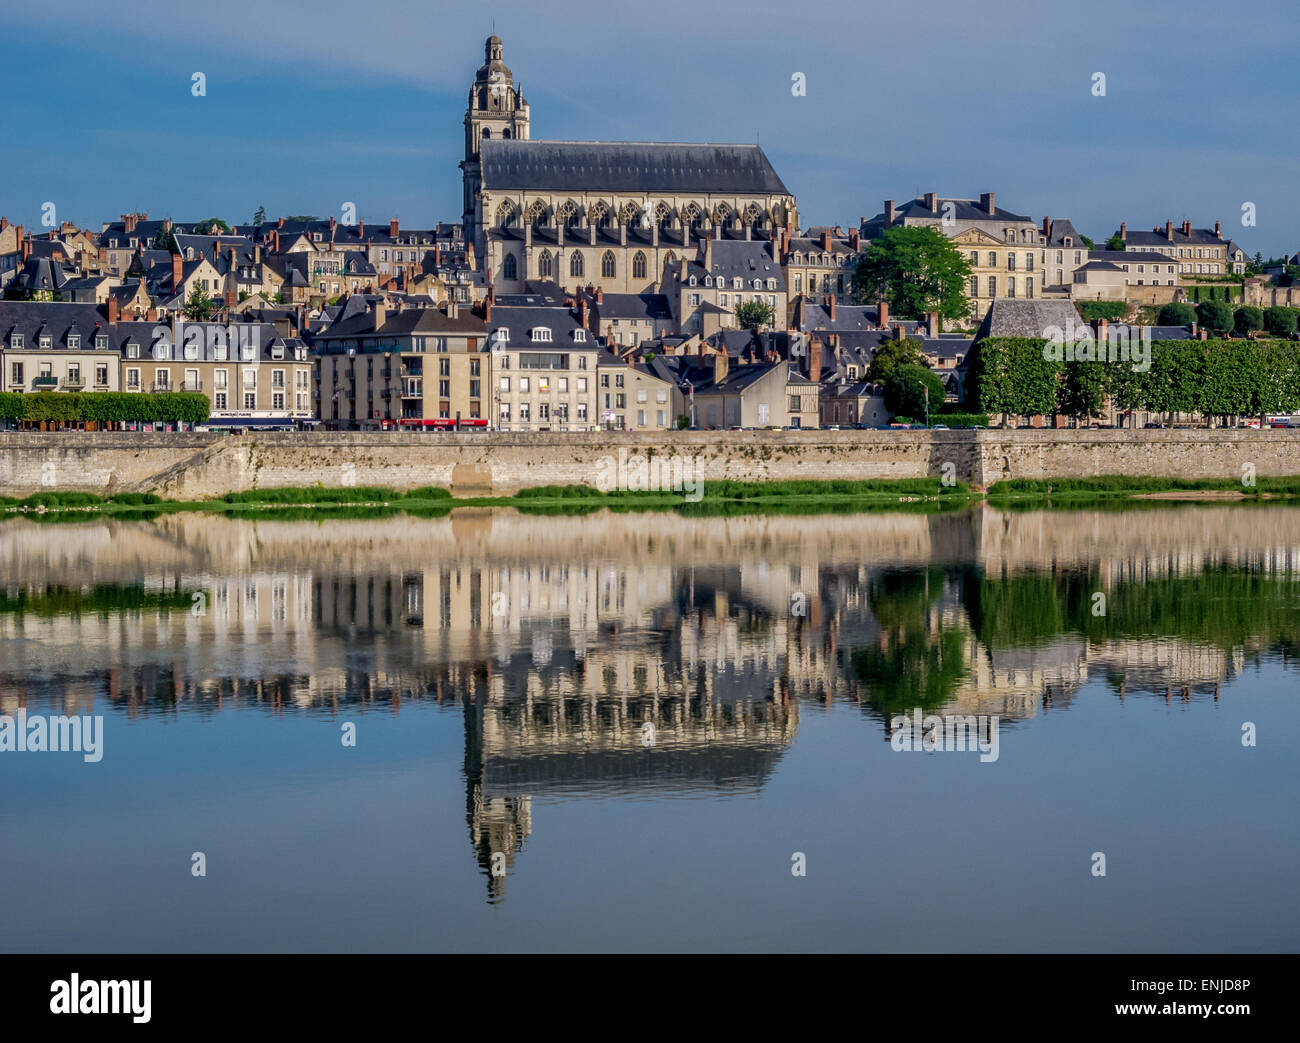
[538, 251, 553, 278]
[601, 251, 616, 278]
[633, 251, 647, 279]
[570, 252, 584, 278]
[503, 253, 517, 280]
[503, 129, 511, 139]
[482, 128, 491, 138]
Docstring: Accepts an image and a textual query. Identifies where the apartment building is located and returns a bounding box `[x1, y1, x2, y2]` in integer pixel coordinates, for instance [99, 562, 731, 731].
[314, 299, 489, 429]
[594, 354, 682, 430]
[489, 304, 600, 432]
[0, 301, 122, 393]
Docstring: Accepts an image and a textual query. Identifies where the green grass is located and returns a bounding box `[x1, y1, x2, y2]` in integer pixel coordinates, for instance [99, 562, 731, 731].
[987, 475, 1300, 496]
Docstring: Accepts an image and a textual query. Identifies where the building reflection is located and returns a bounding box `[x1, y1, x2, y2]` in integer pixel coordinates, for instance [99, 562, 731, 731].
[2, 504, 1299, 895]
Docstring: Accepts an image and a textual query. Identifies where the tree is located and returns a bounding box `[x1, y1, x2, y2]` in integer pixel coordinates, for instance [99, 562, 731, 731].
[183, 284, 215, 320]
[1105, 233, 1125, 251]
[1058, 359, 1110, 425]
[1234, 306, 1263, 337]
[194, 217, 231, 235]
[866, 338, 924, 383]
[1263, 306, 1298, 337]
[285, 215, 320, 223]
[735, 299, 775, 330]
[252, 205, 266, 227]
[1079, 235, 1095, 250]
[968, 338, 1061, 424]
[1157, 302, 1197, 326]
[1196, 300, 1233, 335]
[852, 225, 971, 321]
[152, 226, 177, 252]
[884, 364, 945, 423]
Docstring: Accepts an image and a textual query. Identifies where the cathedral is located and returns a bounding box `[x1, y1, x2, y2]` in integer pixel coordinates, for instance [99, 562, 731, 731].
[460, 36, 799, 296]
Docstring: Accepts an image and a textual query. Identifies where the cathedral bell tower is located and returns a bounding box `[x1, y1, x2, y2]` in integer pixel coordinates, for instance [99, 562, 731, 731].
[460, 36, 530, 237]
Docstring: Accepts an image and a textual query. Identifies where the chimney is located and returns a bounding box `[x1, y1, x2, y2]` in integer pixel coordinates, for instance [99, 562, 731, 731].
[146, 308, 157, 322]
[578, 296, 589, 329]
[893, 324, 905, 341]
[1182, 219, 1191, 236]
[358, 220, 365, 238]
[924, 192, 938, 213]
[390, 219, 399, 239]
[807, 337, 823, 382]
[272, 230, 280, 253]
[704, 234, 713, 272]
[828, 295, 837, 321]
[820, 230, 832, 252]
[878, 299, 889, 329]
[278, 217, 285, 228]
[172, 253, 183, 288]
[884, 199, 896, 225]
[107, 296, 119, 324]
[595, 285, 604, 304]
[1215, 221, 1222, 239]
[224, 290, 237, 307]
[329, 216, 336, 233]
[1092, 317, 1108, 343]
[713, 347, 729, 384]
[21, 237, 31, 262]
[849, 229, 860, 251]
[1119, 221, 1127, 242]
[0, 217, 7, 232]
[1165, 221, 1174, 241]
[980, 192, 995, 215]
[447, 297, 459, 319]
[373, 301, 388, 330]
[1042, 216, 1052, 238]
[927, 311, 940, 338]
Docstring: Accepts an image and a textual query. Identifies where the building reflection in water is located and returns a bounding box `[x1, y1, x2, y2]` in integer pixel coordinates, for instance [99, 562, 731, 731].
[2, 504, 1299, 897]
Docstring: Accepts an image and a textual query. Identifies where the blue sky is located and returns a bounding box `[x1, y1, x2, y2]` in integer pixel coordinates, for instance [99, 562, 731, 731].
[6, 0, 1299, 255]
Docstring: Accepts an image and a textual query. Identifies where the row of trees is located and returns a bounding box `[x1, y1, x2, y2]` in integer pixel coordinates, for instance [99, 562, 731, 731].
[0, 392, 210, 425]
[1157, 301, 1300, 337]
[969, 338, 1300, 425]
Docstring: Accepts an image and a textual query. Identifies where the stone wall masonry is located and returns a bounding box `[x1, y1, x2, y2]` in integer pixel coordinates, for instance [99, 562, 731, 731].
[0, 429, 1295, 499]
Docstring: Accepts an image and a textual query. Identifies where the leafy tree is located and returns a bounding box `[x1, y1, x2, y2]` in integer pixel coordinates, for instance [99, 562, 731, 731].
[1233, 306, 1263, 337]
[1105, 233, 1125, 251]
[735, 299, 775, 330]
[1196, 300, 1233, 334]
[183, 284, 215, 320]
[866, 338, 924, 383]
[1263, 306, 1298, 337]
[194, 217, 231, 235]
[1079, 235, 1095, 250]
[967, 337, 1061, 424]
[1157, 302, 1197, 326]
[884, 364, 945, 422]
[152, 226, 177, 252]
[252, 205, 266, 227]
[1058, 359, 1110, 425]
[852, 225, 971, 321]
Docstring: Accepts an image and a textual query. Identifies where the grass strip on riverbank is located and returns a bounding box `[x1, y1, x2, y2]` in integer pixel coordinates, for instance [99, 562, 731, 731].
[987, 476, 1300, 499]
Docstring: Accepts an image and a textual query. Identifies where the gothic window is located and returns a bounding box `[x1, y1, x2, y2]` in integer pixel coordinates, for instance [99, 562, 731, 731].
[504, 254, 517, 280]
[570, 252, 584, 278]
[538, 251, 553, 278]
[633, 251, 647, 279]
[602, 251, 616, 278]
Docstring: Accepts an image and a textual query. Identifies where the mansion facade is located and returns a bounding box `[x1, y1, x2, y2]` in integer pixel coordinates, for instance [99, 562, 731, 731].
[460, 37, 799, 297]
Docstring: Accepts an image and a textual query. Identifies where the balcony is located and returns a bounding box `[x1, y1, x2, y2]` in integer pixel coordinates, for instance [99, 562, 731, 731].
[181, 379, 203, 392]
[151, 383, 174, 393]
[32, 376, 58, 389]
[61, 377, 85, 390]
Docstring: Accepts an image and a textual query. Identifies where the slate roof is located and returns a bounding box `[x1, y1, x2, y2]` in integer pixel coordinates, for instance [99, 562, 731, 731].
[688, 240, 785, 287]
[479, 139, 791, 195]
[1088, 249, 1170, 263]
[863, 196, 1032, 236]
[589, 292, 671, 321]
[0, 301, 117, 349]
[486, 305, 592, 349]
[976, 299, 1081, 340]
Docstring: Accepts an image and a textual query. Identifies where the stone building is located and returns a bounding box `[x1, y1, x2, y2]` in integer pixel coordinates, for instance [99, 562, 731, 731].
[459, 37, 798, 298]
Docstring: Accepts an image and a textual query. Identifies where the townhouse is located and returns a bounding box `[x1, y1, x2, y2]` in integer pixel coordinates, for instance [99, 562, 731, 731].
[0, 301, 122, 393]
[594, 353, 682, 430]
[488, 302, 600, 431]
[314, 297, 489, 429]
[1114, 220, 1250, 276]
[780, 226, 863, 303]
[673, 238, 786, 337]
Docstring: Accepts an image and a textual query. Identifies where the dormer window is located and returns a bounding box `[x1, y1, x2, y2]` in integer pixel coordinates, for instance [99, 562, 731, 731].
[1064, 237, 1072, 247]
[68, 334, 80, 349]
[573, 329, 586, 342]
[531, 327, 552, 342]
[271, 344, 285, 360]
[39, 334, 52, 349]
[491, 327, 509, 347]
[126, 341, 140, 359]
[689, 276, 697, 286]
[11, 333, 23, 349]
[767, 279, 776, 290]
[732, 277, 742, 289]
[185, 247, 195, 259]
[96, 334, 108, 349]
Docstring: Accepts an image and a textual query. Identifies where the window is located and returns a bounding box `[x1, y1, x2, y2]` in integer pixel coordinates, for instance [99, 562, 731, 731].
[788, 396, 801, 411]
[577, 377, 587, 392]
[439, 358, 450, 376]
[1007, 277, 1016, 298]
[573, 329, 586, 342]
[126, 368, 140, 389]
[636, 389, 647, 403]
[272, 369, 285, 389]
[615, 374, 624, 388]
[95, 364, 108, 386]
[570, 253, 584, 277]
[215, 393, 227, 409]
[1007, 254, 1016, 270]
[503, 254, 517, 279]
[970, 276, 978, 298]
[520, 377, 530, 392]
[500, 403, 511, 422]
[215, 369, 228, 390]
[689, 293, 700, 306]
[602, 251, 616, 278]
[273, 393, 285, 409]
[539, 251, 553, 278]
[576, 403, 587, 422]
[600, 374, 610, 388]
[519, 402, 530, 422]
[531, 327, 552, 342]
[988, 277, 997, 297]
[559, 377, 568, 392]
[637, 409, 646, 426]
[10, 362, 23, 385]
[633, 252, 647, 279]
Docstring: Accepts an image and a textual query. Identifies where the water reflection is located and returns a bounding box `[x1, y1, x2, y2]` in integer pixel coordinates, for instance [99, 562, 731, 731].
[2, 504, 1299, 900]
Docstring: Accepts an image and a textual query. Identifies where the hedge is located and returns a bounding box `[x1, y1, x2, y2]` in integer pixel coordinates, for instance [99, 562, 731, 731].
[0, 392, 209, 424]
